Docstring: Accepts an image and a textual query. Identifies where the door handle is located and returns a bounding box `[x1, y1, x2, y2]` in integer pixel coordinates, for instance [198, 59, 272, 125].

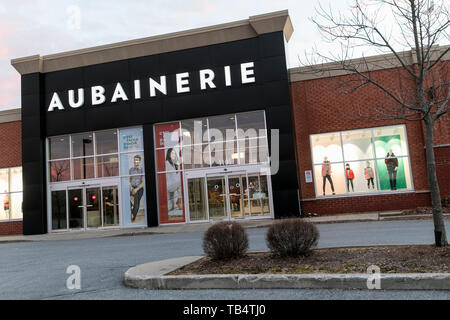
[77, 205, 85, 208]
[86, 205, 93, 208]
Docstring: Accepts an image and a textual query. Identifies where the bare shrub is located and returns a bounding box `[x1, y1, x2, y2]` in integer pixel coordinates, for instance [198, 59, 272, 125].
[266, 218, 319, 257]
[203, 221, 249, 260]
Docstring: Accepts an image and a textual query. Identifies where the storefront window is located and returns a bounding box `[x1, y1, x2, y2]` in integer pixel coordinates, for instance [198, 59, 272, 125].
[49, 135, 70, 160]
[47, 127, 146, 230]
[154, 110, 269, 224]
[310, 125, 413, 197]
[95, 129, 118, 155]
[0, 167, 23, 221]
[71, 132, 94, 157]
[48, 129, 121, 182]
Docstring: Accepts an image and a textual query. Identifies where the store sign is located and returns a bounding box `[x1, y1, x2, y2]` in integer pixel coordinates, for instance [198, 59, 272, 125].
[47, 62, 256, 112]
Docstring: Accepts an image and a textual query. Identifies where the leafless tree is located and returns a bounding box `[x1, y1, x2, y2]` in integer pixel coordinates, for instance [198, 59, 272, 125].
[301, 0, 449, 246]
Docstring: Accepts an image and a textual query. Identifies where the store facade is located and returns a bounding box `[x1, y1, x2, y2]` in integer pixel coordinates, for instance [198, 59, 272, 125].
[3, 11, 449, 236]
[11, 11, 298, 235]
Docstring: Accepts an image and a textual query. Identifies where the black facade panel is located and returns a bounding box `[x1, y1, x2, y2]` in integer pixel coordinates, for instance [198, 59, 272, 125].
[83, 59, 130, 87]
[21, 32, 299, 233]
[21, 94, 42, 117]
[209, 37, 260, 67]
[259, 31, 285, 58]
[143, 124, 158, 227]
[21, 73, 47, 235]
[44, 68, 84, 93]
[272, 188, 299, 218]
[21, 73, 42, 96]
[265, 104, 293, 135]
[270, 159, 299, 191]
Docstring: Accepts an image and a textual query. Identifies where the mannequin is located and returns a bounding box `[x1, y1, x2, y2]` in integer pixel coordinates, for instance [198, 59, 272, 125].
[385, 149, 399, 190]
[345, 163, 355, 192]
[321, 156, 335, 195]
[364, 161, 375, 189]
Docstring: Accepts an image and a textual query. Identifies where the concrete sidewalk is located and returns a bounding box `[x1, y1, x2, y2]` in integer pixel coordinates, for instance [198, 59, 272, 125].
[1, 211, 448, 243]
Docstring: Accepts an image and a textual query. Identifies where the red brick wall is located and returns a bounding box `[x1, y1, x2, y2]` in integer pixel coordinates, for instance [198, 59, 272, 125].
[301, 192, 431, 215]
[0, 120, 22, 235]
[0, 121, 22, 167]
[0, 220, 22, 235]
[290, 63, 449, 214]
[435, 146, 450, 196]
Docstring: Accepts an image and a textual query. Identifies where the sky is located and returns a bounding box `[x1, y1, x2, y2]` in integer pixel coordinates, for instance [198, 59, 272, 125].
[0, 0, 448, 110]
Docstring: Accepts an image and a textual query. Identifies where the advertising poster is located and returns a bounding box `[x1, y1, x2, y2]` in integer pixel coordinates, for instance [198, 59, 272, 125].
[119, 127, 147, 227]
[154, 122, 185, 223]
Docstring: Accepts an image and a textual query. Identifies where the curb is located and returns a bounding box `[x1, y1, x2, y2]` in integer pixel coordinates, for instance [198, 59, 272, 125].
[123, 257, 450, 290]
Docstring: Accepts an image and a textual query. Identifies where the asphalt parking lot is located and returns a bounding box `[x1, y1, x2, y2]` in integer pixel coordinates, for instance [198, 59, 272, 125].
[0, 219, 449, 300]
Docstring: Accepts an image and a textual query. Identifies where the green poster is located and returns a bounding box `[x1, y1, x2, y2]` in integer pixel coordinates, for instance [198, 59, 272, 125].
[374, 135, 406, 190]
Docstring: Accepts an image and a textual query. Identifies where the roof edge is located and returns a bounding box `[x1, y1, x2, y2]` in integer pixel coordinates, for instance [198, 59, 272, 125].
[0, 108, 21, 123]
[289, 45, 450, 82]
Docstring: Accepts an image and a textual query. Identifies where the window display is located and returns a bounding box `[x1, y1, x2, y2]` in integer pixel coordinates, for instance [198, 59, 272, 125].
[310, 125, 412, 197]
[0, 167, 23, 221]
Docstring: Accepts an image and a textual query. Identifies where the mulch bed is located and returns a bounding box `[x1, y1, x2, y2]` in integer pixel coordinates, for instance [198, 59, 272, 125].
[169, 245, 450, 275]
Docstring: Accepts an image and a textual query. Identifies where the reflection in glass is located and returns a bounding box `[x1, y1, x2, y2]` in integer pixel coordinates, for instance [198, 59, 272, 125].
[236, 111, 266, 139]
[71, 133, 94, 157]
[49, 135, 70, 160]
[95, 129, 118, 155]
[182, 144, 210, 169]
[188, 178, 207, 221]
[103, 186, 120, 226]
[96, 155, 119, 177]
[51, 190, 67, 230]
[181, 118, 208, 145]
[207, 177, 227, 219]
[210, 141, 237, 166]
[208, 115, 236, 142]
[49, 160, 71, 182]
[72, 157, 95, 180]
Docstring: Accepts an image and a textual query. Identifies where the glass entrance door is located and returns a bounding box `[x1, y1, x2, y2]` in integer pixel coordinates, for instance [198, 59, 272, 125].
[185, 168, 273, 223]
[206, 176, 227, 220]
[227, 174, 248, 218]
[68, 188, 84, 229]
[86, 187, 101, 228]
[53, 183, 120, 231]
[102, 186, 120, 226]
